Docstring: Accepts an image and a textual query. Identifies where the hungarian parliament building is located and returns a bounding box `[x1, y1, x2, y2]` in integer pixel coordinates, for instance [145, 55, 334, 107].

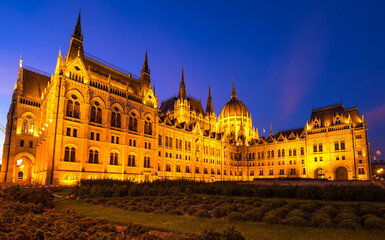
[0, 13, 371, 185]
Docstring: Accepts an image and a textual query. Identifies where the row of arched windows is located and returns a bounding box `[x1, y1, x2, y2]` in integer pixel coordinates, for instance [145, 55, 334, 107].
[254, 147, 305, 160]
[66, 100, 151, 133]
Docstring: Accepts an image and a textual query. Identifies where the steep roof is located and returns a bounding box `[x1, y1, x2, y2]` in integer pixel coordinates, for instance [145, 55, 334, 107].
[21, 68, 50, 100]
[159, 96, 204, 116]
[310, 104, 363, 128]
[83, 56, 141, 95]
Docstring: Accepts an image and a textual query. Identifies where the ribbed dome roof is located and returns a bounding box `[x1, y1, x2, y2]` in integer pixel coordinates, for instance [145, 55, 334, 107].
[219, 97, 250, 119]
[219, 76, 250, 119]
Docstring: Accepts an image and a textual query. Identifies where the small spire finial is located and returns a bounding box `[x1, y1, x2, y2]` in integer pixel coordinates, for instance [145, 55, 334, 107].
[142, 49, 150, 74]
[206, 84, 214, 115]
[231, 74, 237, 99]
[270, 122, 273, 136]
[178, 67, 186, 99]
[19, 54, 23, 68]
[73, 9, 83, 41]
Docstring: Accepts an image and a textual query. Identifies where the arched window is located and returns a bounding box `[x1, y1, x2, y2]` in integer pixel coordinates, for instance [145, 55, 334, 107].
[179, 140, 182, 150]
[293, 149, 296, 156]
[144, 120, 152, 135]
[313, 143, 317, 153]
[158, 135, 162, 146]
[334, 141, 339, 151]
[110, 152, 118, 165]
[18, 171, 23, 180]
[129, 113, 138, 132]
[88, 150, 99, 164]
[282, 149, 285, 157]
[165, 136, 169, 147]
[90, 106, 96, 122]
[111, 108, 121, 128]
[97, 107, 102, 123]
[128, 155, 136, 166]
[318, 143, 323, 152]
[111, 112, 116, 127]
[289, 149, 292, 157]
[169, 137, 173, 148]
[22, 120, 28, 133]
[116, 113, 121, 128]
[74, 102, 80, 119]
[64, 147, 70, 161]
[278, 150, 281, 158]
[301, 147, 304, 155]
[188, 142, 191, 151]
[340, 140, 346, 150]
[144, 157, 150, 168]
[67, 100, 73, 117]
[315, 168, 325, 179]
[89, 150, 94, 163]
[271, 150, 274, 158]
[267, 151, 270, 158]
[70, 147, 76, 162]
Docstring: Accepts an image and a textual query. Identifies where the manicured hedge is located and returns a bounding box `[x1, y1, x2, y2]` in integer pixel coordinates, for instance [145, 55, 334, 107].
[73, 179, 385, 202]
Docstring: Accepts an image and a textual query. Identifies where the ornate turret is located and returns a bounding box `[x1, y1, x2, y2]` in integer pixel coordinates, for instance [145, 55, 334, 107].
[178, 68, 187, 99]
[66, 10, 84, 63]
[72, 10, 83, 41]
[206, 85, 214, 115]
[140, 50, 151, 96]
[141, 50, 150, 74]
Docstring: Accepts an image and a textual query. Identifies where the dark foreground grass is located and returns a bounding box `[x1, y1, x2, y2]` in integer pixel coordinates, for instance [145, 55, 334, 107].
[55, 199, 385, 240]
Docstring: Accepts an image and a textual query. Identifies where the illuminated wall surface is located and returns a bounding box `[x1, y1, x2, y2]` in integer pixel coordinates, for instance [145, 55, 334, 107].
[0, 14, 371, 185]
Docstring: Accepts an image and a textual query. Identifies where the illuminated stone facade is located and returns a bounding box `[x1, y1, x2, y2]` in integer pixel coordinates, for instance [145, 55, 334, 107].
[0, 14, 371, 185]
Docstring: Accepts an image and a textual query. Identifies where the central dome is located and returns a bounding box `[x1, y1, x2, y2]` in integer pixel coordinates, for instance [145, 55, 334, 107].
[219, 77, 250, 119]
[219, 97, 250, 119]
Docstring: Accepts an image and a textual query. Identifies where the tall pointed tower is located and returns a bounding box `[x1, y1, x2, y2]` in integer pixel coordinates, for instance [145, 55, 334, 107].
[66, 10, 84, 63]
[178, 68, 187, 99]
[174, 67, 190, 123]
[205, 85, 216, 131]
[140, 50, 152, 96]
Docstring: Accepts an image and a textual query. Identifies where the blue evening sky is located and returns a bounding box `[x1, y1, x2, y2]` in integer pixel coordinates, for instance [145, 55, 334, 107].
[0, 0, 384, 161]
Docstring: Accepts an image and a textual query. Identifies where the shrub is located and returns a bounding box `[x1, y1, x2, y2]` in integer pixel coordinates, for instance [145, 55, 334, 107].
[244, 208, 263, 222]
[318, 205, 339, 218]
[299, 203, 318, 213]
[124, 222, 149, 237]
[262, 214, 282, 225]
[221, 226, 245, 240]
[311, 215, 333, 228]
[194, 210, 211, 218]
[359, 203, 377, 216]
[339, 219, 362, 229]
[285, 216, 308, 227]
[335, 213, 360, 224]
[364, 216, 385, 230]
[266, 209, 285, 218]
[187, 207, 198, 216]
[212, 207, 225, 218]
[227, 212, 244, 222]
[286, 209, 307, 219]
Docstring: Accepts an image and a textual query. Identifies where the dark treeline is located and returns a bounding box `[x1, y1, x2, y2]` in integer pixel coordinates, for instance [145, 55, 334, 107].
[74, 179, 385, 202]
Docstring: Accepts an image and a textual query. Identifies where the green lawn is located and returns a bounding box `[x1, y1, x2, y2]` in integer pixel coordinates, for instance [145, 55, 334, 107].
[55, 199, 385, 240]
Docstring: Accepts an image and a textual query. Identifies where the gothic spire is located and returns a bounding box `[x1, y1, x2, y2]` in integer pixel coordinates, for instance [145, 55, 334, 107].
[178, 67, 186, 99]
[141, 50, 150, 74]
[206, 84, 214, 115]
[270, 122, 273, 136]
[231, 75, 237, 99]
[72, 9, 83, 41]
